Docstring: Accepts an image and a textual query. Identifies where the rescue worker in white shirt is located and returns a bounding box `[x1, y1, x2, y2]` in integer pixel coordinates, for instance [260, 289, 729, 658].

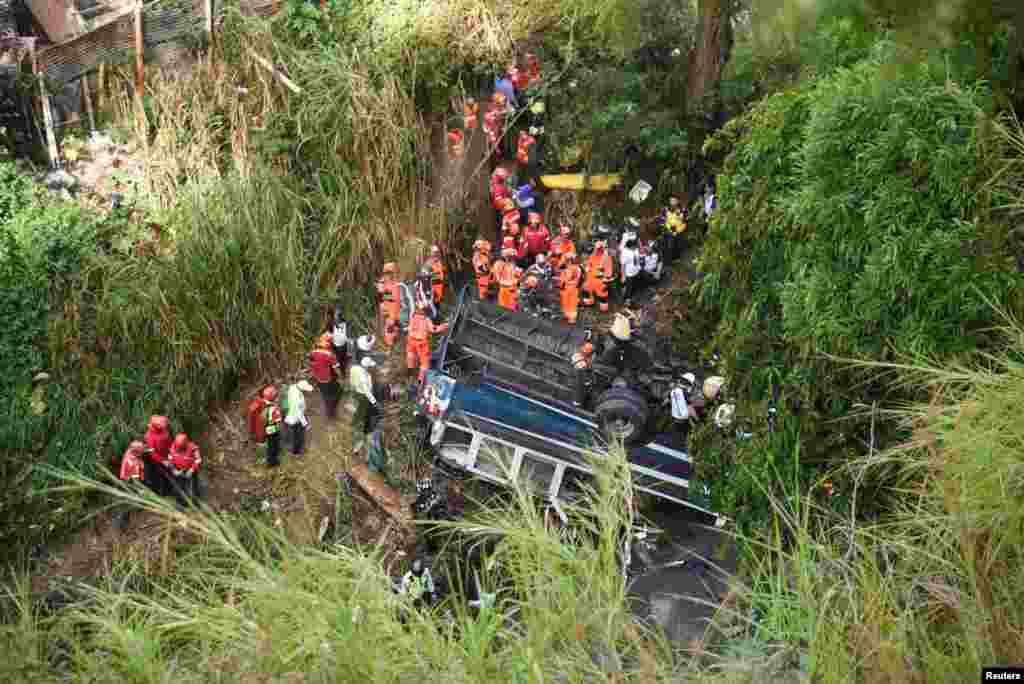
[400, 558, 436, 609]
[665, 372, 696, 448]
[355, 334, 376, 364]
[571, 341, 595, 408]
[283, 381, 312, 456]
[350, 356, 379, 454]
[619, 237, 642, 305]
[331, 306, 351, 374]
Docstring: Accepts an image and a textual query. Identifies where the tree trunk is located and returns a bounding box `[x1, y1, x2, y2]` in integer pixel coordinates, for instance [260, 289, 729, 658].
[687, 0, 730, 109]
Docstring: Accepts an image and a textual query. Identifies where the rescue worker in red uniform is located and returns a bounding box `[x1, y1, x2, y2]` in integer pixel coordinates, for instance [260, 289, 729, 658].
[526, 53, 541, 85]
[447, 129, 465, 159]
[509, 61, 530, 93]
[309, 333, 342, 419]
[406, 302, 450, 383]
[549, 224, 575, 271]
[516, 130, 537, 166]
[144, 415, 173, 496]
[583, 240, 615, 312]
[261, 385, 283, 468]
[464, 98, 479, 130]
[376, 262, 402, 348]
[426, 245, 446, 307]
[483, 93, 508, 157]
[521, 211, 551, 265]
[115, 441, 148, 530]
[168, 433, 202, 506]
[472, 239, 493, 300]
[559, 251, 583, 325]
[493, 247, 523, 311]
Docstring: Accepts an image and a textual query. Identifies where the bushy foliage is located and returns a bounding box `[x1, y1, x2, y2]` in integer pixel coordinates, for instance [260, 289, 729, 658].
[694, 43, 1020, 526]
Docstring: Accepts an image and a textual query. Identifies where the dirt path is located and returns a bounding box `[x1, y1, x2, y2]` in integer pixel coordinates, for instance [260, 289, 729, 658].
[30, 366, 419, 595]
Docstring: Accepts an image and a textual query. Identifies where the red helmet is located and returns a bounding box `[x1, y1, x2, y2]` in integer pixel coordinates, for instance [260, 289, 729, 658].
[582, 342, 594, 354]
[149, 415, 169, 432]
[262, 386, 278, 402]
[173, 433, 189, 449]
[502, 236, 516, 250]
[448, 129, 463, 143]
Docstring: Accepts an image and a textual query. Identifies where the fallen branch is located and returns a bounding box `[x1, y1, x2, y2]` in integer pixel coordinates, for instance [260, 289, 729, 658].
[245, 48, 302, 95]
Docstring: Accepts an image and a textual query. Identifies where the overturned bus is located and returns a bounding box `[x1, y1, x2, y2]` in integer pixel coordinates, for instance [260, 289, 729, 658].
[418, 288, 725, 526]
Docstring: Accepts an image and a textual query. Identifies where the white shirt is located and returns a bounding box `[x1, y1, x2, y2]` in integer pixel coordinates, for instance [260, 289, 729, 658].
[704, 192, 715, 217]
[332, 322, 347, 347]
[643, 252, 660, 274]
[284, 384, 308, 427]
[670, 387, 689, 421]
[620, 247, 641, 278]
[349, 365, 376, 405]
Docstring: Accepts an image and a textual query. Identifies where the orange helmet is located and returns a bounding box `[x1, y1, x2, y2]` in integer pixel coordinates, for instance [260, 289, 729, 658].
[524, 275, 539, 289]
[262, 386, 278, 402]
[382, 262, 398, 274]
[582, 342, 594, 354]
[502, 197, 516, 211]
[528, 212, 541, 224]
[149, 415, 169, 432]
[173, 433, 189, 449]
[416, 301, 428, 312]
[559, 224, 571, 236]
[492, 92, 506, 106]
[318, 333, 332, 350]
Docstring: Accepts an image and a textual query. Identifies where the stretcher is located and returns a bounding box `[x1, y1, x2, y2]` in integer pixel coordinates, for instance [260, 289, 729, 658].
[539, 173, 624, 192]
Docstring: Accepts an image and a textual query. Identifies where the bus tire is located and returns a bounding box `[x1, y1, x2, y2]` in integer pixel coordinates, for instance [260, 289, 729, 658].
[595, 388, 650, 445]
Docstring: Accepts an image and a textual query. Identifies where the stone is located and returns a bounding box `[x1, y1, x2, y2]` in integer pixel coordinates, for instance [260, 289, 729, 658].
[33, 372, 51, 383]
[45, 169, 79, 192]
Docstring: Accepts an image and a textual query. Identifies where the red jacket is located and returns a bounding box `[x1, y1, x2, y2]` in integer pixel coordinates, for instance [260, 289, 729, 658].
[522, 224, 551, 257]
[169, 442, 201, 474]
[309, 349, 339, 384]
[119, 449, 145, 482]
[145, 428, 172, 464]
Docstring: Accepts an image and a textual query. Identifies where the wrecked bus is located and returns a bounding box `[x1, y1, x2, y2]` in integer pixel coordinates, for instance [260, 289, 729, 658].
[419, 289, 724, 525]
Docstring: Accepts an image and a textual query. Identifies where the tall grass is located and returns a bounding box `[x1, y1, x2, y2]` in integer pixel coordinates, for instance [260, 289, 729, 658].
[703, 314, 1024, 682]
[2, 445, 693, 682]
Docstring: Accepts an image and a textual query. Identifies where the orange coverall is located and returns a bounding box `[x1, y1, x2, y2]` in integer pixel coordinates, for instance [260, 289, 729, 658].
[429, 257, 446, 306]
[473, 250, 493, 299]
[559, 263, 583, 324]
[493, 259, 523, 311]
[376, 277, 402, 347]
[583, 250, 615, 312]
[549, 237, 576, 270]
[406, 313, 449, 382]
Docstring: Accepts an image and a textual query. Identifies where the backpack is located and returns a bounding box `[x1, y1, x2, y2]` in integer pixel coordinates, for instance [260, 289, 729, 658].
[247, 398, 266, 443]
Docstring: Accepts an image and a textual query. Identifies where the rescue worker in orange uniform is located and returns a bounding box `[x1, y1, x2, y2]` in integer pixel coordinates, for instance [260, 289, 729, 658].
[559, 251, 583, 325]
[376, 262, 402, 348]
[583, 240, 615, 312]
[472, 239, 493, 300]
[571, 342, 595, 408]
[168, 432, 202, 506]
[426, 245, 446, 307]
[549, 224, 575, 271]
[516, 129, 537, 165]
[406, 302, 450, 383]
[463, 97, 479, 130]
[493, 246, 523, 311]
[483, 93, 508, 156]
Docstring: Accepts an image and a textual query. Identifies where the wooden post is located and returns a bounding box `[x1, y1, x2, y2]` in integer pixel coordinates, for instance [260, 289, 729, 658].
[204, 0, 213, 36]
[32, 47, 61, 168]
[246, 48, 303, 94]
[81, 75, 96, 132]
[133, 0, 146, 138]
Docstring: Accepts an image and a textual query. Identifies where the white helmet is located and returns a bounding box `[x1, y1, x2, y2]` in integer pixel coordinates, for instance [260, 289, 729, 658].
[713, 403, 735, 429]
[703, 376, 725, 401]
[682, 372, 696, 385]
[361, 356, 377, 369]
[357, 335, 375, 352]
